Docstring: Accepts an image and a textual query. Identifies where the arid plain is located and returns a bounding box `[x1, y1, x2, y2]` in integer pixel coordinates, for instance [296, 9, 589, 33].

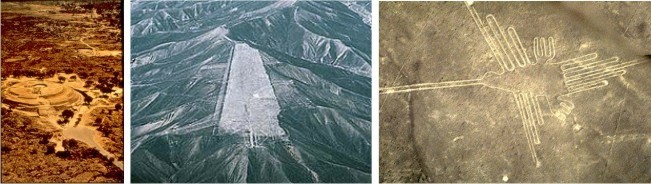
[380, 2, 651, 182]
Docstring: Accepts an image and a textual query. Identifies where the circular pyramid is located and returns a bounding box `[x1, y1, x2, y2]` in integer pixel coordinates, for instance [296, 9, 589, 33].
[3, 80, 83, 116]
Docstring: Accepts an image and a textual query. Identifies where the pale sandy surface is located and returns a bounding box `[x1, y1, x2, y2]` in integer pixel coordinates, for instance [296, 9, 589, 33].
[380, 2, 651, 182]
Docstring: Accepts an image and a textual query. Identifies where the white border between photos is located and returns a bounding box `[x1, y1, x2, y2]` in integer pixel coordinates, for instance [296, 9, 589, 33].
[124, 0, 132, 182]
[371, 0, 379, 183]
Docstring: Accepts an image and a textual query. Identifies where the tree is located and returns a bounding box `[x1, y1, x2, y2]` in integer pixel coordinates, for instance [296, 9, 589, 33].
[98, 84, 114, 95]
[84, 95, 93, 105]
[55, 151, 71, 158]
[62, 139, 79, 150]
[84, 80, 94, 88]
[58, 76, 66, 83]
[112, 71, 120, 79]
[105, 167, 123, 180]
[45, 143, 56, 154]
[98, 124, 111, 137]
[117, 79, 124, 88]
[114, 103, 122, 111]
[94, 118, 102, 126]
[70, 75, 77, 81]
[39, 133, 53, 144]
[81, 148, 102, 159]
[78, 72, 88, 79]
[1, 145, 12, 153]
[110, 77, 120, 86]
[46, 70, 57, 78]
[61, 109, 74, 120]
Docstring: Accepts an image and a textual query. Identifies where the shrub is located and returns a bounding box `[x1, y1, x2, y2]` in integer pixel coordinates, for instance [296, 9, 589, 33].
[45, 143, 56, 155]
[94, 118, 103, 126]
[55, 151, 71, 158]
[84, 96, 93, 105]
[61, 109, 74, 120]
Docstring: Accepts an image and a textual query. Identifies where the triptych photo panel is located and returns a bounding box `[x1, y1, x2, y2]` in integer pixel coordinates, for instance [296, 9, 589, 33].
[1, 0, 651, 183]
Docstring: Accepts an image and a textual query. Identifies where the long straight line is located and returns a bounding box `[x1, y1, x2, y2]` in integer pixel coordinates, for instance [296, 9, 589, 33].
[379, 79, 483, 94]
[514, 93, 538, 165]
[562, 57, 619, 75]
[522, 93, 541, 144]
[466, 4, 508, 71]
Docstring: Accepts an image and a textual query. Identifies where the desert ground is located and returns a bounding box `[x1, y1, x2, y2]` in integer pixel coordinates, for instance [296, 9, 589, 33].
[380, 2, 651, 183]
[1, 1, 123, 182]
